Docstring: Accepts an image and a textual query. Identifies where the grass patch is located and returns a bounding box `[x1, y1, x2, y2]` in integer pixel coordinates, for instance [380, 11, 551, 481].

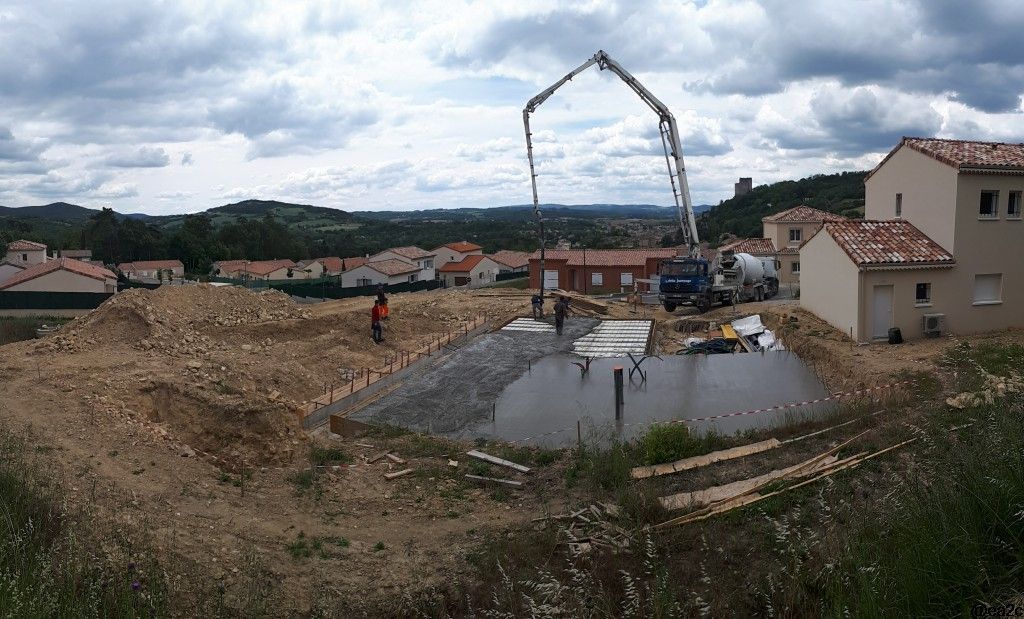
[310, 446, 350, 466]
[639, 423, 727, 466]
[0, 423, 168, 616]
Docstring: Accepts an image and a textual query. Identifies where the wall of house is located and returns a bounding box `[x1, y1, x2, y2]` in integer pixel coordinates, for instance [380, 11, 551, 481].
[777, 252, 801, 287]
[433, 247, 481, 265]
[859, 267, 956, 342]
[0, 263, 24, 284]
[5, 249, 47, 266]
[763, 221, 820, 253]
[865, 145, 958, 251]
[341, 265, 417, 287]
[799, 231, 861, 340]
[6, 270, 114, 293]
[937, 173, 1024, 335]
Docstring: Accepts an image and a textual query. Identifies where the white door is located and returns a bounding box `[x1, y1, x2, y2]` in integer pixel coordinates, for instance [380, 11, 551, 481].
[543, 270, 559, 290]
[872, 285, 893, 339]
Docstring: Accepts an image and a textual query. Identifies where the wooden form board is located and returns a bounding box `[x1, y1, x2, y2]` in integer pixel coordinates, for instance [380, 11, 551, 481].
[466, 450, 531, 474]
[631, 438, 781, 479]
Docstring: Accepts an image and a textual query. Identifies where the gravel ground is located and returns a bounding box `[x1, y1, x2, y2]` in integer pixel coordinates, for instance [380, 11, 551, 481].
[351, 317, 599, 433]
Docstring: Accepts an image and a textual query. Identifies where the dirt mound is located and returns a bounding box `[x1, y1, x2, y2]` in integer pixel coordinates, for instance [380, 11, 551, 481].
[39, 285, 311, 354]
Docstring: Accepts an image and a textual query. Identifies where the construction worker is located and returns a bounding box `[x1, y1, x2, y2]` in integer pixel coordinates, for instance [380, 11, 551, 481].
[371, 299, 383, 343]
[376, 284, 389, 319]
[531, 293, 543, 319]
[554, 295, 569, 335]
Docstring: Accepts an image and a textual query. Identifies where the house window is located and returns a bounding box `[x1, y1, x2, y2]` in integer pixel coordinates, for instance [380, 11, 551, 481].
[791, 262, 800, 274]
[895, 193, 902, 218]
[423, 259, 433, 269]
[915, 283, 931, 305]
[788, 228, 802, 244]
[357, 278, 372, 287]
[21, 253, 27, 261]
[979, 190, 999, 218]
[408, 273, 419, 283]
[973, 273, 1002, 304]
[620, 272, 634, 286]
[591, 272, 603, 286]
[1009, 191, 1022, 218]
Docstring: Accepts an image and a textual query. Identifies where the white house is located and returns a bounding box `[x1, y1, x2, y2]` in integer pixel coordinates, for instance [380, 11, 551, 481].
[490, 250, 530, 274]
[117, 259, 185, 281]
[294, 259, 326, 279]
[0, 257, 117, 293]
[432, 241, 483, 267]
[341, 259, 421, 287]
[5, 239, 48, 266]
[369, 246, 435, 281]
[437, 255, 502, 288]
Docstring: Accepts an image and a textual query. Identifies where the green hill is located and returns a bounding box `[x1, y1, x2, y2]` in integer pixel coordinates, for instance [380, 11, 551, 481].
[697, 171, 867, 244]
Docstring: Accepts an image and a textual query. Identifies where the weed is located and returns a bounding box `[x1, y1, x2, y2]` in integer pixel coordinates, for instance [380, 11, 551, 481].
[310, 446, 350, 466]
[286, 532, 312, 559]
[373, 541, 385, 552]
[639, 424, 726, 466]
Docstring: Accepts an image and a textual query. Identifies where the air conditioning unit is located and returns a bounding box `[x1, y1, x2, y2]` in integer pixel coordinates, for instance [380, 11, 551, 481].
[922, 313, 945, 337]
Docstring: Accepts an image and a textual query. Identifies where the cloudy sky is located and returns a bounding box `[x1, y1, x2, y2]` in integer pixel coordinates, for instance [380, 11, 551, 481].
[1, 0, 1023, 215]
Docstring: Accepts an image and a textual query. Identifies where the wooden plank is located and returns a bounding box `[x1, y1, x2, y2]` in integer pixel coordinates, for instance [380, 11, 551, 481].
[385, 453, 406, 465]
[466, 450, 531, 474]
[366, 451, 389, 464]
[384, 468, 414, 480]
[658, 454, 839, 511]
[631, 438, 781, 479]
[465, 474, 524, 487]
[720, 324, 739, 340]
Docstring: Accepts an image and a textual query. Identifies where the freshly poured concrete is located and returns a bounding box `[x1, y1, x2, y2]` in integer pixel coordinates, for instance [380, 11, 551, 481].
[349, 318, 829, 447]
[476, 352, 830, 446]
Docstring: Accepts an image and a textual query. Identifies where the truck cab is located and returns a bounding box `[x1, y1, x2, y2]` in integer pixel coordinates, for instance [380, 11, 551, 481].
[658, 258, 716, 312]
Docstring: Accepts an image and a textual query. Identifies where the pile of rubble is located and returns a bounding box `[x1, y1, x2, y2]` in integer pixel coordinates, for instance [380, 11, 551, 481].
[946, 370, 1024, 409]
[536, 503, 631, 556]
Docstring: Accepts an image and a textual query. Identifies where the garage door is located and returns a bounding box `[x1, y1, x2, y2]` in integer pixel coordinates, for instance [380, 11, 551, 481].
[543, 270, 559, 290]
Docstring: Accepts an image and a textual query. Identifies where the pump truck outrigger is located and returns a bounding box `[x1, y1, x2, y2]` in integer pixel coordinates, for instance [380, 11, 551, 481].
[523, 50, 771, 313]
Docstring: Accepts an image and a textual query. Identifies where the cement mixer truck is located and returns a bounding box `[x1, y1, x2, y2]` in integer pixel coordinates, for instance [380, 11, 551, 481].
[658, 251, 778, 313]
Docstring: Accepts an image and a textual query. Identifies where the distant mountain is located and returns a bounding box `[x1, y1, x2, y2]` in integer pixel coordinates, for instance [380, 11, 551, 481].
[356, 202, 708, 222]
[697, 171, 866, 243]
[0, 202, 104, 221]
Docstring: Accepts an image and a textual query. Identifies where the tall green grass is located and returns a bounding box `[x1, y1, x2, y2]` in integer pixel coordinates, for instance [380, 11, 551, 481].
[0, 425, 167, 617]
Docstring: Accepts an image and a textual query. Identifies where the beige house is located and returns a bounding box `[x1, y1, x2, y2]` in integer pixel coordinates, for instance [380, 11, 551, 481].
[762, 206, 847, 286]
[117, 259, 185, 281]
[294, 259, 326, 279]
[432, 241, 483, 267]
[5, 239, 49, 266]
[234, 259, 298, 281]
[802, 136, 1024, 342]
[370, 246, 435, 281]
[437, 255, 502, 288]
[0, 257, 117, 293]
[213, 259, 250, 276]
[341, 259, 421, 288]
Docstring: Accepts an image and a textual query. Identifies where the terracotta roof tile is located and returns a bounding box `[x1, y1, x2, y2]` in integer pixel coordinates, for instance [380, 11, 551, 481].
[438, 254, 493, 273]
[313, 257, 343, 273]
[0, 257, 115, 290]
[375, 246, 433, 261]
[442, 241, 483, 252]
[6, 239, 47, 251]
[820, 220, 954, 267]
[118, 259, 184, 271]
[490, 250, 530, 269]
[361, 259, 420, 276]
[868, 137, 1024, 181]
[718, 238, 777, 255]
[238, 259, 297, 276]
[340, 256, 368, 271]
[529, 248, 679, 267]
[762, 206, 847, 224]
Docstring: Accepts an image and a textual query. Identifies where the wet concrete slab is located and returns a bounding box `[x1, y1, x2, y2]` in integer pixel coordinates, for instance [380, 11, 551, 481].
[463, 352, 830, 447]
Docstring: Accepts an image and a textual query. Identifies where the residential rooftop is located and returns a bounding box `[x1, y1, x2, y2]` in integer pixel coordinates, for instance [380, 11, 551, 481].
[762, 205, 847, 224]
[530, 248, 679, 267]
[0, 257, 115, 290]
[819, 220, 955, 268]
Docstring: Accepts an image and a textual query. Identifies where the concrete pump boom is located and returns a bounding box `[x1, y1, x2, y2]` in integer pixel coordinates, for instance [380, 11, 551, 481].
[523, 49, 702, 301]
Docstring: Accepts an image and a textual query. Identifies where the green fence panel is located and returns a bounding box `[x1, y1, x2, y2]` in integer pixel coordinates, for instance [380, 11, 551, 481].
[496, 271, 529, 282]
[0, 291, 114, 310]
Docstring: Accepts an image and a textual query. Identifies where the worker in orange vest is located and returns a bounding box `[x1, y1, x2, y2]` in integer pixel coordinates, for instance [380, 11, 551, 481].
[371, 300, 383, 343]
[376, 284, 389, 319]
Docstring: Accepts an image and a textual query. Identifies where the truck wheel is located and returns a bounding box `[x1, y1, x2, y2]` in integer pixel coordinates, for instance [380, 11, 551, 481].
[662, 302, 677, 312]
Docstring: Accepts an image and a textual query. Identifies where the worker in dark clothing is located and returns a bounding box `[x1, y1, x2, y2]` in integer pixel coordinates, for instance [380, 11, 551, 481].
[531, 293, 543, 319]
[376, 285, 389, 320]
[554, 296, 569, 335]
[371, 300, 383, 343]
